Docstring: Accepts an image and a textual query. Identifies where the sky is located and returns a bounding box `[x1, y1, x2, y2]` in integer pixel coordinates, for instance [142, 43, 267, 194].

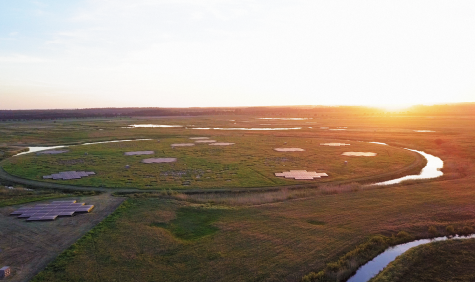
[1, 0, 475, 110]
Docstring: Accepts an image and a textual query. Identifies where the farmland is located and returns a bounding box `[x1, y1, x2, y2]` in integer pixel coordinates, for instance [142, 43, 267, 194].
[0, 113, 474, 281]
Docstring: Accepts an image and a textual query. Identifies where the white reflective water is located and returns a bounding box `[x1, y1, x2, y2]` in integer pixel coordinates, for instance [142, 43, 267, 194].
[258, 118, 312, 120]
[374, 149, 443, 185]
[368, 142, 388, 146]
[347, 234, 475, 282]
[14, 139, 152, 156]
[126, 124, 182, 128]
[192, 127, 302, 131]
[81, 139, 151, 145]
[15, 146, 66, 156]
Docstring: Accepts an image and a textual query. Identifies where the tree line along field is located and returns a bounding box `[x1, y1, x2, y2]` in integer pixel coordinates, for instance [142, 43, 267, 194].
[1, 115, 475, 281]
[2, 136, 417, 190]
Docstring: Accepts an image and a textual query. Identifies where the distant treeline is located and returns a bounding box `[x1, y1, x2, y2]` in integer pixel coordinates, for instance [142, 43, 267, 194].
[1, 103, 474, 121]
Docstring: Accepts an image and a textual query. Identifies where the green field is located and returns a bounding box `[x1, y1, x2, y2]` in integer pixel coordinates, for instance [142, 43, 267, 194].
[32, 178, 475, 282]
[371, 238, 475, 282]
[0, 186, 68, 207]
[1, 115, 475, 281]
[2, 136, 416, 190]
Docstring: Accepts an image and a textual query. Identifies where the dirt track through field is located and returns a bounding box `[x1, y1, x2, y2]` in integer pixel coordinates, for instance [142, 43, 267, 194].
[0, 193, 124, 282]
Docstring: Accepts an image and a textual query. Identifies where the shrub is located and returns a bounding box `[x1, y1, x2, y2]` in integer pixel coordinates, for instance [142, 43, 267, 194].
[460, 226, 474, 235]
[446, 225, 455, 234]
[428, 226, 438, 236]
[396, 231, 410, 238]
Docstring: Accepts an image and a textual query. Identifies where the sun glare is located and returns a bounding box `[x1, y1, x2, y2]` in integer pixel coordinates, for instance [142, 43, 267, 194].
[376, 104, 413, 112]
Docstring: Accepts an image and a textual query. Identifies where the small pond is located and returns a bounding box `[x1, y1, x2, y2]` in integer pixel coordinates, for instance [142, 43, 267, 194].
[191, 127, 302, 130]
[258, 118, 312, 120]
[14, 139, 152, 156]
[125, 124, 183, 128]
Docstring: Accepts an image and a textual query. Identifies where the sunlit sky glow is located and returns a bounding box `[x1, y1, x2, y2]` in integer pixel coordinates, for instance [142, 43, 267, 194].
[1, 0, 475, 109]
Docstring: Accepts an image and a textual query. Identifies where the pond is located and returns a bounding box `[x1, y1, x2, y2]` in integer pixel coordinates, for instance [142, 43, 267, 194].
[14, 139, 152, 156]
[258, 118, 312, 120]
[191, 127, 302, 130]
[347, 234, 475, 282]
[124, 124, 182, 128]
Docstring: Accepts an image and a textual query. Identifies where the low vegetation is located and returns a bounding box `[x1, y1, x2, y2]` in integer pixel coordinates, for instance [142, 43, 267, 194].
[32, 174, 475, 282]
[0, 185, 68, 207]
[2, 114, 475, 281]
[2, 135, 416, 190]
[302, 232, 414, 282]
[371, 238, 475, 282]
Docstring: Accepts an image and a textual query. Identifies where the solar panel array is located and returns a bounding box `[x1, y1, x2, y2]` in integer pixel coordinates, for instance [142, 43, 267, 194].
[342, 152, 377, 156]
[209, 142, 235, 146]
[142, 158, 177, 164]
[274, 148, 305, 152]
[43, 171, 95, 180]
[124, 151, 155, 156]
[10, 200, 94, 221]
[194, 140, 217, 143]
[37, 150, 69, 155]
[171, 143, 195, 147]
[275, 170, 329, 180]
[320, 143, 351, 146]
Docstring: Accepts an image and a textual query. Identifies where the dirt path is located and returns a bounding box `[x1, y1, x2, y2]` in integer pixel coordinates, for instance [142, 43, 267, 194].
[0, 193, 124, 282]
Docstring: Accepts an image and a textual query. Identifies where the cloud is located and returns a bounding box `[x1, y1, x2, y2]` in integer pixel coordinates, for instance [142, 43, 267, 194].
[1, 1, 475, 109]
[0, 55, 48, 63]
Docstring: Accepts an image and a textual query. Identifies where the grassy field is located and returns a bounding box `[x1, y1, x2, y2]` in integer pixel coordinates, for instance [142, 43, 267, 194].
[371, 238, 475, 282]
[32, 175, 475, 282]
[0, 185, 67, 207]
[2, 136, 416, 190]
[0, 193, 124, 282]
[1, 115, 475, 281]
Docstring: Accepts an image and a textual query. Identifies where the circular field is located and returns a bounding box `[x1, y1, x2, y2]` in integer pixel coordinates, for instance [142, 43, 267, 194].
[3, 136, 418, 190]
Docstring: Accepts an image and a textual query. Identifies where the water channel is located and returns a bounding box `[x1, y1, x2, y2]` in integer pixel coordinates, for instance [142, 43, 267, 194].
[191, 127, 302, 130]
[347, 234, 475, 282]
[374, 148, 443, 185]
[14, 139, 152, 156]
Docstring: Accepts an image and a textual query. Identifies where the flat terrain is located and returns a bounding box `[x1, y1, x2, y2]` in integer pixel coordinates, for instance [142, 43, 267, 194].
[32, 179, 475, 282]
[0, 114, 474, 281]
[2, 136, 416, 190]
[371, 238, 475, 282]
[0, 186, 69, 208]
[0, 193, 124, 282]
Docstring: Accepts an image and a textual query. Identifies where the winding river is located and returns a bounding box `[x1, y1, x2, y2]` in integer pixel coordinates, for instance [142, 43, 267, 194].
[364, 142, 444, 185]
[374, 148, 443, 185]
[347, 234, 475, 282]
